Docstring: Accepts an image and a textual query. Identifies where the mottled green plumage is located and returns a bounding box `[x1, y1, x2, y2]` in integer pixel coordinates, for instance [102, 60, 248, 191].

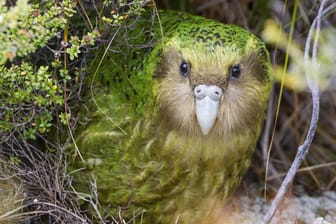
[74, 11, 271, 223]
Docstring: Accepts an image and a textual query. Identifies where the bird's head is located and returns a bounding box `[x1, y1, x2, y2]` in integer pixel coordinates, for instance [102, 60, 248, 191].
[154, 19, 271, 137]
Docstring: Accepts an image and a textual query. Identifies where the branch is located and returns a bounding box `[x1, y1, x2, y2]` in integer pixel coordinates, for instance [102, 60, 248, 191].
[263, 1, 336, 223]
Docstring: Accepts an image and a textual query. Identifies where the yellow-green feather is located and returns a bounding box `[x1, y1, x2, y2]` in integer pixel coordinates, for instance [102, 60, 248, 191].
[72, 10, 271, 223]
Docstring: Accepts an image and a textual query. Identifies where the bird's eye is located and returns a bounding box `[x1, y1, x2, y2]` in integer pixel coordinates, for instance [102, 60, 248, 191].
[179, 61, 190, 77]
[229, 64, 241, 80]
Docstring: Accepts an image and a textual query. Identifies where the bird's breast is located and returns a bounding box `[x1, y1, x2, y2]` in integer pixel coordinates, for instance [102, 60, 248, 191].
[148, 130, 256, 223]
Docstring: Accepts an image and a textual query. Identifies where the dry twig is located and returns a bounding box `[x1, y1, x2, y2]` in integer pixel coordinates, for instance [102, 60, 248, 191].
[263, 0, 336, 223]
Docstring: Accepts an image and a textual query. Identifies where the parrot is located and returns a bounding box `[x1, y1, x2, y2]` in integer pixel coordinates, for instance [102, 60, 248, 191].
[73, 10, 272, 224]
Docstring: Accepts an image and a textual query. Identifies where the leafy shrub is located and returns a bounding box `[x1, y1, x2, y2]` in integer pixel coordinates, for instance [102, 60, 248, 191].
[0, 0, 98, 143]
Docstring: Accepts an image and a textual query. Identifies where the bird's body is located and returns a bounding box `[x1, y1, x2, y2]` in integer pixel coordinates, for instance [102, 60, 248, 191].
[75, 11, 271, 223]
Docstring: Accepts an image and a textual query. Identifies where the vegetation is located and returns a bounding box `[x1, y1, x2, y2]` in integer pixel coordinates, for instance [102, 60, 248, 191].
[0, 0, 98, 222]
[0, 0, 335, 223]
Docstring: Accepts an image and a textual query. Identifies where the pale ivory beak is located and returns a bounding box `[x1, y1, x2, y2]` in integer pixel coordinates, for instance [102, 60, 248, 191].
[194, 85, 222, 135]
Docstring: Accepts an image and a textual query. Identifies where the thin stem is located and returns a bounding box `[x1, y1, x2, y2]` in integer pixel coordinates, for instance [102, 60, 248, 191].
[263, 0, 336, 223]
[264, 0, 298, 202]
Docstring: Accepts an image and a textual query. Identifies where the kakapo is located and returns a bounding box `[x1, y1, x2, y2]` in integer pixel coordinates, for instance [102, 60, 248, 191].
[73, 10, 271, 224]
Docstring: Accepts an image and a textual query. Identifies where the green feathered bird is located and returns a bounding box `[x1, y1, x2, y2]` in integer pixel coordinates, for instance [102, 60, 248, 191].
[74, 10, 271, 223]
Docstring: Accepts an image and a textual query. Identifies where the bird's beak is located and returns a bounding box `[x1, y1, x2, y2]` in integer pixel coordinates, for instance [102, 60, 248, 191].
[194, 85, 222, 135]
